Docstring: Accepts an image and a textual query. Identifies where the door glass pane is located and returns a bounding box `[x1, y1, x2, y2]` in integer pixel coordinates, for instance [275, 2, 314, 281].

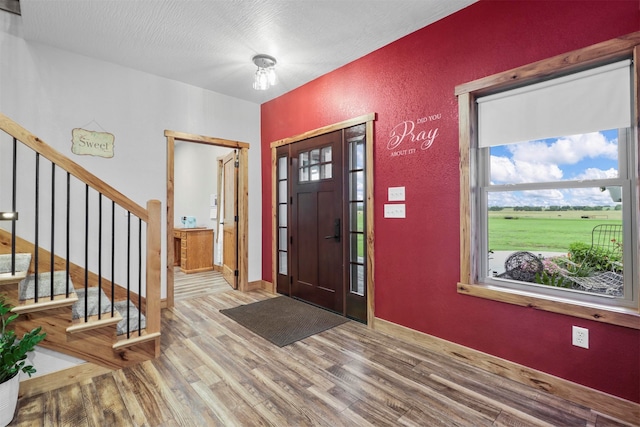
[310, 149, 320, 165]
[278, 156, 287, 180]
[300, 152, 309, 167]
[279, 228, 287, 251]
[321, 146, 332, 162]
[350, 171, 364, 200]
[278, 204, 287, 226]
[278, 251, 288, 275]
[350, 140, 364, 169]
[300, 167, 309, 182]
[322, 164, 332, 179]
[350, 202, 364, 232]
[310, 165, 320, 181]
[350, 264, 364, 296]
[278, 180, 287, 203]
[350, 233, 364, 263]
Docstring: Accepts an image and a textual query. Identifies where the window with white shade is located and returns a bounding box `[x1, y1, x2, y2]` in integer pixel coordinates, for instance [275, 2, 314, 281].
[470, 59, 637, 309]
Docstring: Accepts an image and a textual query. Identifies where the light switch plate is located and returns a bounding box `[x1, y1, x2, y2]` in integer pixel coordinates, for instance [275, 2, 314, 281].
[388, 186, 405, 201]
[384, 204, 406, 218]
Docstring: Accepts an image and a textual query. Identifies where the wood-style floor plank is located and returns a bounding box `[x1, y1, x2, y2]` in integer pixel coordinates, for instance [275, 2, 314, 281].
[9, 270, 639, 426]
[11, 394, 44, 427]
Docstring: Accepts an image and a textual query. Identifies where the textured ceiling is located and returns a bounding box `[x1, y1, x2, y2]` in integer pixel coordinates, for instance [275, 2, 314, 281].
[20, 0, 477, 105]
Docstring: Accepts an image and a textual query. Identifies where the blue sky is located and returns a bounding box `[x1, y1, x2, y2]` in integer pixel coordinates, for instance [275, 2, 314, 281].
[489, 129, 621, 207]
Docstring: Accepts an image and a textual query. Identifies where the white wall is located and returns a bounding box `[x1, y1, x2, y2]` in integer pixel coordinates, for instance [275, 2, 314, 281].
[174, 141, 230, 231]
[174, 141, 232, 265]
[0, 13, 262, 291]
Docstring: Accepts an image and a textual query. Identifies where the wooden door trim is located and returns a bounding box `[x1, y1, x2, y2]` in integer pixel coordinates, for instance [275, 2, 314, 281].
[165, 130, 250, 308]
[270, 113, 375, 150]
[269, 113, 376, 324]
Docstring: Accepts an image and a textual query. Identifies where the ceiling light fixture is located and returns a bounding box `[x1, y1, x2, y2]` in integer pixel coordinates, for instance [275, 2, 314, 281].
[252, 54, 277, 91]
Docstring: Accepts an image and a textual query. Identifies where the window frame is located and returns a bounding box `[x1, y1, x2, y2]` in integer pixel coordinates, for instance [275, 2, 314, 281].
[455, 33, 640, 329]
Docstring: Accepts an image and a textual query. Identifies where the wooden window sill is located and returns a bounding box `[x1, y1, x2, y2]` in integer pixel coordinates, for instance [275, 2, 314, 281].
[457, 282, 640, 330]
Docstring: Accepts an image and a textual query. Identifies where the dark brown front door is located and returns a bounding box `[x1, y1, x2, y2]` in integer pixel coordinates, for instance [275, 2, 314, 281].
[290, 131, 344, 313]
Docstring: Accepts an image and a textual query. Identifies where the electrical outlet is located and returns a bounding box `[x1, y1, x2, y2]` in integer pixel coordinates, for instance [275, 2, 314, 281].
[572, 326, 589, 349]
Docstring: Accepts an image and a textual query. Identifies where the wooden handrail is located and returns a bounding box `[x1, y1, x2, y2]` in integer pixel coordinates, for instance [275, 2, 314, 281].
[0, 113, 147, 220]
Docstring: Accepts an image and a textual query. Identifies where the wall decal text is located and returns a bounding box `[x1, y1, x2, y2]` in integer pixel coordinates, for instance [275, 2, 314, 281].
[388, 113, 440, 157]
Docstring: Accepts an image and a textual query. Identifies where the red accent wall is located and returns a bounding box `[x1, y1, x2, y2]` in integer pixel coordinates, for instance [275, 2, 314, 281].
[260, 0, 640, 402]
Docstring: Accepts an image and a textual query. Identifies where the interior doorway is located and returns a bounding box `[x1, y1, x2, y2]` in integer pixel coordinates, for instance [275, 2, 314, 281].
[165, 130, 249, 308]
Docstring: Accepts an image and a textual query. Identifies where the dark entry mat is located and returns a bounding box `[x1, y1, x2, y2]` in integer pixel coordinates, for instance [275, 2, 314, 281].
[219, 296, 348, 347]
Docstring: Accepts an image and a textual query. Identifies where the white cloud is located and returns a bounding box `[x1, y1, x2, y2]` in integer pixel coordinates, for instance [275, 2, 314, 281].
[490, 156, 563, 184]
[575, 167, 618, 180]
[508, 132, 617, 164]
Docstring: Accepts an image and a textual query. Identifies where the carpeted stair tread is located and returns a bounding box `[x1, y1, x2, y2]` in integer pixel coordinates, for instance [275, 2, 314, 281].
[0, 253, 31, 274]
[113, 300, 146, 336]
[19, 271, 75, 301]
[72, 287, 114, 320]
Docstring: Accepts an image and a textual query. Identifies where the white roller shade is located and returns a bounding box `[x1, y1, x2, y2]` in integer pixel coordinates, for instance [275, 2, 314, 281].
[477, 60, 632, 147]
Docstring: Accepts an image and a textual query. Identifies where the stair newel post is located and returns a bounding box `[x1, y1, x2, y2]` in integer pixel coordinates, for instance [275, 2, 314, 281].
[145, 199, 161, 356]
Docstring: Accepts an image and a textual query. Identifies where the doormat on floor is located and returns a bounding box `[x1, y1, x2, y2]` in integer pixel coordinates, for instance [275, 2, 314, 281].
[219, 296, 349, 347]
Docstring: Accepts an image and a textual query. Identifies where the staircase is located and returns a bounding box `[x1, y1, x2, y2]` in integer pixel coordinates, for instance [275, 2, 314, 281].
[0, 113, 161, 370]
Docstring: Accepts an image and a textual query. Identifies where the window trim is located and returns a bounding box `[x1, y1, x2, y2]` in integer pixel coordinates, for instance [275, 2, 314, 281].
[455, 33, 640, 329]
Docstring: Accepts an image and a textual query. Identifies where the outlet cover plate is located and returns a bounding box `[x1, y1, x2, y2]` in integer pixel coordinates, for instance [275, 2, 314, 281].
[572, 326, 589, 349]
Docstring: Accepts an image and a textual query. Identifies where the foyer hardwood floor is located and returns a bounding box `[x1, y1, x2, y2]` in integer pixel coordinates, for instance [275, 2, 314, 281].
[174, 267, 232, 301]
[10, 273, 636, 426]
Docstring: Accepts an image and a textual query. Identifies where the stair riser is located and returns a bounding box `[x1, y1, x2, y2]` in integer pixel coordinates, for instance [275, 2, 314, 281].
[13, 308, 156, 369]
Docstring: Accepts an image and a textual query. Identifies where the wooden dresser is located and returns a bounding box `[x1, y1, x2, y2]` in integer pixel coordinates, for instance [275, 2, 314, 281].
[174, 228, 214, 274]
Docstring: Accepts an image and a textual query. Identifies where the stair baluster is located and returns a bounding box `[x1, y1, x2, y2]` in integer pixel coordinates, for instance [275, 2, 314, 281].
[98, 193, 102, 320]
[10, 137, 17, 275]
[34, 152, 39, 303]
[50, 163, 56, 300]
[110, 200, 115, 317]
[65, 172, 71, 298]
[83, 183, 89, 323]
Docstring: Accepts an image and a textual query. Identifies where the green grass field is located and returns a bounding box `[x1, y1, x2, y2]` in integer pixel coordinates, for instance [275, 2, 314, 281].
[488, 209, 622, 252]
